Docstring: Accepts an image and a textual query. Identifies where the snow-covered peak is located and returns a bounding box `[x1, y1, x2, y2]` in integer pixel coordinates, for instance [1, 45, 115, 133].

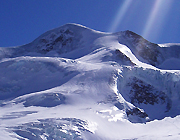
[0, 23, 109, 60]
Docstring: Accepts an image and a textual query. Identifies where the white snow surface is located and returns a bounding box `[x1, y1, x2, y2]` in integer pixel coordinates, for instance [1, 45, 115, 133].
[0, 23, 180, 139]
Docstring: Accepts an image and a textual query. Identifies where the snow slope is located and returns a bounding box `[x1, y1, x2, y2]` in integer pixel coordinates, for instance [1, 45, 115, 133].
[0, 23, 180, 139]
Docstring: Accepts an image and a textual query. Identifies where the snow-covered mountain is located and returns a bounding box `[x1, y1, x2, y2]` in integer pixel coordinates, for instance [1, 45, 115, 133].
[1, 23, 180, 139]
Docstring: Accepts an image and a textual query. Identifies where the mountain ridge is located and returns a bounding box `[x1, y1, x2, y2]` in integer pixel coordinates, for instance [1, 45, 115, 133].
[1, 23, 180, 70]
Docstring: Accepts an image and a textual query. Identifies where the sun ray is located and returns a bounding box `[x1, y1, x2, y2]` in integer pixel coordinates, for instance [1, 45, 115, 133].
[109, 0, 133, 32]
[142, 0, 173, 42]
[142, 0, 162, 39]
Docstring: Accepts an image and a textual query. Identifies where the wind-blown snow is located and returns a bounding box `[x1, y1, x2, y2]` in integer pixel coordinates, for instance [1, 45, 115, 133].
[0, 23, 180, 139]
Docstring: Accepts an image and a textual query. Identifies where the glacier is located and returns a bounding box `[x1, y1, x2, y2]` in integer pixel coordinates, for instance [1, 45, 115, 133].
[0, 23, 180, 139]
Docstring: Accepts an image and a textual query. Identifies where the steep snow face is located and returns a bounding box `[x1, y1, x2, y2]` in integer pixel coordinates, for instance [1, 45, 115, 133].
[117, 66, 180, 120]
[116, 30, 162, 66]
[1, 23, 180, 139]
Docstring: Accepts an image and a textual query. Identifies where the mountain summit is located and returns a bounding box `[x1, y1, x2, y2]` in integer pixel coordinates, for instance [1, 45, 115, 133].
[0, 23, 180, 139]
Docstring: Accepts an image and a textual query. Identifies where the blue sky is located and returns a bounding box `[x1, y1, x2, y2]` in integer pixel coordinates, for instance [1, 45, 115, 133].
[0, 0, 180, 47]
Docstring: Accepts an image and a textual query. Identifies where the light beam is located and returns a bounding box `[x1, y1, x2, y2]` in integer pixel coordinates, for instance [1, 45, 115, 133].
[142, 0, 172, 42]
[109, 0, 133, 32]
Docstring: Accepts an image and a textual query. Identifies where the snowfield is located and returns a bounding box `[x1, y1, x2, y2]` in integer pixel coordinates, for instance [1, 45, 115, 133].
[0, 23, 180, 139]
